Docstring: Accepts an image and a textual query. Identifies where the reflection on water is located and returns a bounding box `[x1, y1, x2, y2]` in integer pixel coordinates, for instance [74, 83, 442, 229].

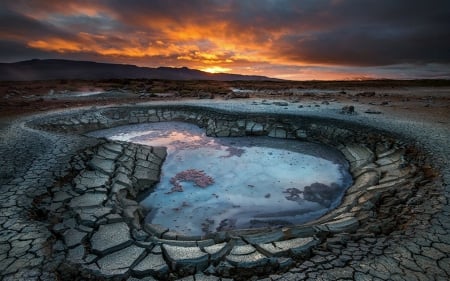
[88, 122, 352, 235]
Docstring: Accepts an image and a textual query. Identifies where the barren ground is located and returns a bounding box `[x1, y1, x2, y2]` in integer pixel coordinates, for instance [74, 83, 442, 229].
[1, 80, 449, 124]
[1, 79, 449, 280]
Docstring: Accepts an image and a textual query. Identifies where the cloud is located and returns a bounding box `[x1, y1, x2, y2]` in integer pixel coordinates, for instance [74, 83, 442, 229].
[0, 7, 66, 41]
[275, 24, 450, 66]
[0, 0, 449, 79]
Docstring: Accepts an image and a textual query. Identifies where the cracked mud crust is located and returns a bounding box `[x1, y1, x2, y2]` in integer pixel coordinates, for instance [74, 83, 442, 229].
[0, 99, 449, 281]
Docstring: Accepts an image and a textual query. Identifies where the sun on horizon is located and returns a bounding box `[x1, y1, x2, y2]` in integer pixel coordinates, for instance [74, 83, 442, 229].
[200, 66, 232, 74]
[0, 1, 448, 80]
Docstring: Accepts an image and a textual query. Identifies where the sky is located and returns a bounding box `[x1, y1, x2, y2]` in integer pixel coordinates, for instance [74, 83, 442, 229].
[1, 0, 449, 80]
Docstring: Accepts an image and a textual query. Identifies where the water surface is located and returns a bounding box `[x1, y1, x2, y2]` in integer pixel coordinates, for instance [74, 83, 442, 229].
[88, 122, 352, 235]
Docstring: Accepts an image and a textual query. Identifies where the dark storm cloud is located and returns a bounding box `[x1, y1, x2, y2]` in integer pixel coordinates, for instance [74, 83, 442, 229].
[0, 0, 449, 79]
[277, 24, 450, 66]
[273, 1, 450, 65]
[94, 0, 450, 66]
[0, 7, 66, 40]
[0, 40, 51, 62]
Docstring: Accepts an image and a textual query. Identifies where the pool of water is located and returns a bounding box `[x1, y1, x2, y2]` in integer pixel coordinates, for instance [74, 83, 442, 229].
[88, 122, 352, 236]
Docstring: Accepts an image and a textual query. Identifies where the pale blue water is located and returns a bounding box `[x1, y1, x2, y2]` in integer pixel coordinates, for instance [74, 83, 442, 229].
[88, 122, 352, 235]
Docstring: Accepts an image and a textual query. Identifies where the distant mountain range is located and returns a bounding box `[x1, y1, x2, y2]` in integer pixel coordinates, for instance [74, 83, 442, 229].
[0, 59, 278, 81]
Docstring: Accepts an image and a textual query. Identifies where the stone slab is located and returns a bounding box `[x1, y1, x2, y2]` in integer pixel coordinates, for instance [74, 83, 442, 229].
[324, 217, 359, 233]
[69, 192, 107, 208]
[162, 244, 208, 271]
[132, 253, 169, 278]
[275, 237, 319, 256]
[226, 251, 269, 268]
[89, 156, 115, 175]
[230, 244, 256, 255]
[74, 170, 109, 190]
[203, 242, 231, 262]
[91, 222, 132, 255]
[64, 228, 87, 248]
[97, 245, 145, 275]
[67, 244, 85, 263]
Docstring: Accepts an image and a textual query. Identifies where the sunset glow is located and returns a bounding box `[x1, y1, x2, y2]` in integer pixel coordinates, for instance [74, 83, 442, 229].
[1, 1, 449, 80]
[201, 66, 232, 74]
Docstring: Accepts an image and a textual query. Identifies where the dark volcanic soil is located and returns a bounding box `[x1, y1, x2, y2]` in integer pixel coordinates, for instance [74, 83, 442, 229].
[1, 79, 449, 125]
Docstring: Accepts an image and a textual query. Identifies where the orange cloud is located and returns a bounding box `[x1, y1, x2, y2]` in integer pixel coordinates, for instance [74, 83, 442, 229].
[23, 15, 314, 80]
[18, 1, 104, 21]
[27, 38, 84, 53]
[3, 1, 447, 80]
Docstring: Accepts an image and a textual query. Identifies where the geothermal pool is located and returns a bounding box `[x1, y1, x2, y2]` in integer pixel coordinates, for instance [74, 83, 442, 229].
[88, 122, 352, 235]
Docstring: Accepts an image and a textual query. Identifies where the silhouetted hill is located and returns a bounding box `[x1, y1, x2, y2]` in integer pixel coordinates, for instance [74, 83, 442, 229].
[0, 59, 279, 81]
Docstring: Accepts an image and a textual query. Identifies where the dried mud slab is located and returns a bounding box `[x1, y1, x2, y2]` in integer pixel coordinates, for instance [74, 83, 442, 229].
[1, 102, 448, 280]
